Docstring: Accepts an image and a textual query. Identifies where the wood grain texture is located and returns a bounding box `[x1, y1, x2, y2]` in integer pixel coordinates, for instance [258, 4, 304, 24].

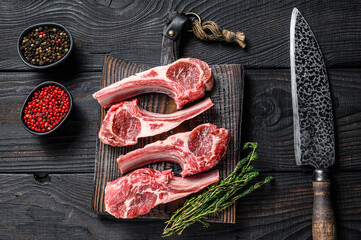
[1, 1, 361, 238]
[312, 181, 337, 240]
[1, 0, 361, 71]
[92, 56, 244, 223]
[1, 69, 361, 173]
[1, 172, 361, 240]
[242, 69, 361, 172]
[0, 71, 100, 173]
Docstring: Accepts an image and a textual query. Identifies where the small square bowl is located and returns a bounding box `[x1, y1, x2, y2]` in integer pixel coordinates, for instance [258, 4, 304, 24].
[17, 23, 73, 69]
[20, 81, 73, 136]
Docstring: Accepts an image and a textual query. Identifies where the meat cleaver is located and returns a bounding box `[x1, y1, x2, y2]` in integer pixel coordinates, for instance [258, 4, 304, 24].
[290, 8, 336, 240]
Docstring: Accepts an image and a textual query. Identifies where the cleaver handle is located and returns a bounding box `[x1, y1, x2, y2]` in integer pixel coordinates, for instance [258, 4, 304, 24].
[312, 169, 336, 240]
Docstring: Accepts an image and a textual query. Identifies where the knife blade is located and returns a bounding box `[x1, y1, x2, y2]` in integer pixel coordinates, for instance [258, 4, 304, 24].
[290, 8, 336, 240]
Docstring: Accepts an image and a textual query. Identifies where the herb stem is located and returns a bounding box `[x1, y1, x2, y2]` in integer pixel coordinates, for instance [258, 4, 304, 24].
[163, 142, 274, 237]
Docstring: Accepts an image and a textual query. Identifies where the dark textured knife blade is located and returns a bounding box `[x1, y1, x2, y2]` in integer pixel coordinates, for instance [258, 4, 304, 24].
[290, 8, 335, 169]
[290, 8, 337, 239]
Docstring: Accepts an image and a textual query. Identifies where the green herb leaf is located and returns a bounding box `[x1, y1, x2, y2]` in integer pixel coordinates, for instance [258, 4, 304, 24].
[163, 142, 273, 237]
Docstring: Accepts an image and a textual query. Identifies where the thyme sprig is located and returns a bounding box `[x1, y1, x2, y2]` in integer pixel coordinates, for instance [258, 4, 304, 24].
[163, 142, 274, 237]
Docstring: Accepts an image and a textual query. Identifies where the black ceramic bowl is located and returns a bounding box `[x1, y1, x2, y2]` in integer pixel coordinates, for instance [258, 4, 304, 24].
[20, 81, 73, 136]
[17, 23, 73, 69]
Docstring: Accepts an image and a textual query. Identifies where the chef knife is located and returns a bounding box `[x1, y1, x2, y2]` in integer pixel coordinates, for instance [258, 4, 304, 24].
[290, 8, 336, 240]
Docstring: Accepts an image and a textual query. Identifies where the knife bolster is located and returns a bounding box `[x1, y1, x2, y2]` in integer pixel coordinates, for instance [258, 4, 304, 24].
[313, 168, 330, 182]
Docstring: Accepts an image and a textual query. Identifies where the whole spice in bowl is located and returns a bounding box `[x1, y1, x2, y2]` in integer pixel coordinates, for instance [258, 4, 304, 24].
[17, 23, 73, 69]
[20, 81, 73, 135]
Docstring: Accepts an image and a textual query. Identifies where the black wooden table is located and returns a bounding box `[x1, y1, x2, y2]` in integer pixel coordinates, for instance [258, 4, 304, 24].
[1, 1, 361, 239]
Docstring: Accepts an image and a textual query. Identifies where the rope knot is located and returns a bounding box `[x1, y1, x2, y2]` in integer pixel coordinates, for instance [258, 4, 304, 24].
[191, 20, 246, 48]
[222, 29, 236, 42]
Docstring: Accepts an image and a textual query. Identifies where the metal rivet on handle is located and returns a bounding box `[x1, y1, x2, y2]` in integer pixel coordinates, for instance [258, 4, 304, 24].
[168, 30, 175, 37]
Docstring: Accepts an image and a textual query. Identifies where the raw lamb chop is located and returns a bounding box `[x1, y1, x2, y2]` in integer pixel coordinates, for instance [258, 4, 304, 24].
[93, 58, 213, 109]
[117, 123, 230, 177]
[99, 97, 214, 147]
[105, 168, 219, 219]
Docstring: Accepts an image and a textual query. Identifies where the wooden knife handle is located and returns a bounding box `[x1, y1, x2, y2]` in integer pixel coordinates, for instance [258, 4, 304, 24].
[312, 169, 336, 240]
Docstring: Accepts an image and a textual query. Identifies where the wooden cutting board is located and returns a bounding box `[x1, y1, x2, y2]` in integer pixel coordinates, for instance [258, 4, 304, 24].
[92, 11, 244, 223]
[92, 55, 244, 223]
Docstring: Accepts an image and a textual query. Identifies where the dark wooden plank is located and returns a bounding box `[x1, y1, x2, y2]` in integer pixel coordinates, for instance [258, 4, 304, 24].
[235, 172, 361, 240]
[0, 1, 360, 239]
[1, 0, 361, 71]
[92, 56, 244, 224]
[0, 71, 100, 173]
[1, 69, 360, 173]
[1, 172, 361, 239]
[242, 69, 361, 172]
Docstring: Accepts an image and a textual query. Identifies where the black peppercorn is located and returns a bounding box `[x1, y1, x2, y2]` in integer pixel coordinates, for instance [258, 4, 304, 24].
[20, 26, 70, 66]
